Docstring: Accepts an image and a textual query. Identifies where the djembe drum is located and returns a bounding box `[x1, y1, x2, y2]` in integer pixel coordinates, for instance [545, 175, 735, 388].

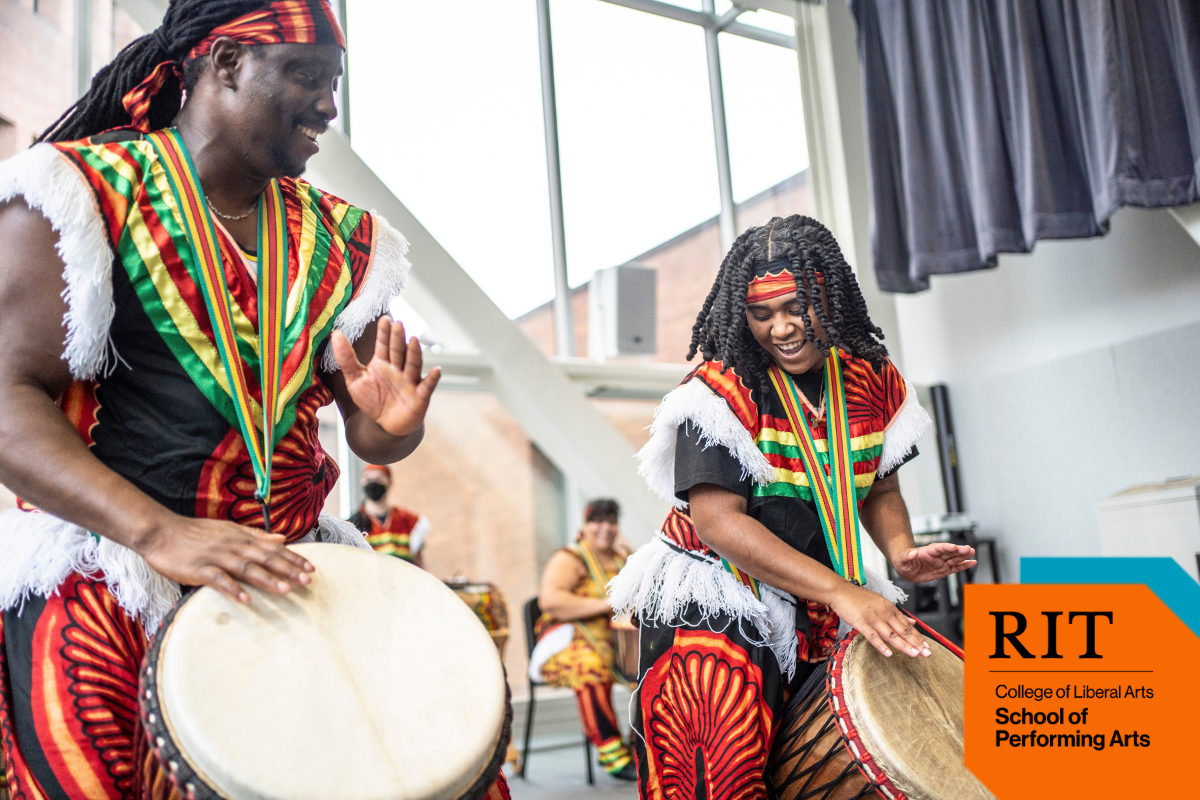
[445, 579, 510, 657]
[768, 628, 995, 800]
[611, 615, 639, 686]
[139, 544, 510, 800]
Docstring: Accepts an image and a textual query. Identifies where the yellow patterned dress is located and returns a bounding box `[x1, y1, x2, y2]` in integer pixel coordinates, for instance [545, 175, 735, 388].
[533, 541, 632, 775]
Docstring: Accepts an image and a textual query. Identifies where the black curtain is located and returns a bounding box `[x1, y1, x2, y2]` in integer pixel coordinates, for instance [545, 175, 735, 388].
[850, 0, 1200, 293]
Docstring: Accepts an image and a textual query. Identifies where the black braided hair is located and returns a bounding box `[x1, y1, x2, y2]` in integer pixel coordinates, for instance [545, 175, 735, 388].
[687, 215, 888, 391]
[37, 0, 269, 143]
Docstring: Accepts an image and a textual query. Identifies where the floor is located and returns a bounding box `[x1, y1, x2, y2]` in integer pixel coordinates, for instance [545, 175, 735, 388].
[507, 686, 638, 800]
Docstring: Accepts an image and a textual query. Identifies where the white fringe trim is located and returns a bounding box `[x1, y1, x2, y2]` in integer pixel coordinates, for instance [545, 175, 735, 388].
[637, 381, 775, 509]
[879, 380, 933, 476]
[607, 537, 798, 680]
[0, 509, 180, 634]
[527, 622, 574, 683]
[609, 539, 911, 679]
[0, 145, 115, 379]
[0, 510, 371, 635]
[315, 513, 371, 548]
[320, 214, 412, 372]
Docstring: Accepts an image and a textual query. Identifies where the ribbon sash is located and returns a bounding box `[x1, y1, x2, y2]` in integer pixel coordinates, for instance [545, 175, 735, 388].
[148, 129, 288, 526]
[768, 350, 866, 585]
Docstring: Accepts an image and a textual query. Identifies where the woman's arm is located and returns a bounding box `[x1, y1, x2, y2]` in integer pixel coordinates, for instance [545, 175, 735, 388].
[688, 483, 931, 658]
[538, 550, 611, 622]
[860, 473, 976, 583]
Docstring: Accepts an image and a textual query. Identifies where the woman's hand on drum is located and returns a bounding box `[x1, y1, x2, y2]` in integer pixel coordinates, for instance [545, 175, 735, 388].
[890, 542, 976, 584]
[828, 583, 931, 658]
[138, 517, 315, 604]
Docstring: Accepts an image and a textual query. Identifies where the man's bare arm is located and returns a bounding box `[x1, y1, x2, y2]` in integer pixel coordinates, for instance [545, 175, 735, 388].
[0, 201, 312, 603]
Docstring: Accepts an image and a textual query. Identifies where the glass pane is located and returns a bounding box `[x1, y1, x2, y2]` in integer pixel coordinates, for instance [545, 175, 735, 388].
[719, 31, 809, 203]
[551, 0, 719, 290]
[348, 1, 557, 319]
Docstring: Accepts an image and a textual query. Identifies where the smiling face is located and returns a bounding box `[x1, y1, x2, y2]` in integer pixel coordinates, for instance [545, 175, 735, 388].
[745, 288, 829, 374]
[206, 39, 343, 178]
[580, 517, 620, 554]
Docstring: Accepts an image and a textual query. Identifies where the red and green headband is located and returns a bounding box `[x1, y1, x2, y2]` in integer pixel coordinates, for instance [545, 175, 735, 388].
[122, 0, 346, 133]
[746, 259, 824, 304]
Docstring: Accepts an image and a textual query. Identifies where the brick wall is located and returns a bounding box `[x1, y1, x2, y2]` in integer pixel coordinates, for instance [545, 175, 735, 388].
[0, 1, 144, 153]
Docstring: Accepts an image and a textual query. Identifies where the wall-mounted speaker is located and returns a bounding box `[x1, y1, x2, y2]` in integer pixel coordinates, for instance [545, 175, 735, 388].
[588, 264, 657, 358]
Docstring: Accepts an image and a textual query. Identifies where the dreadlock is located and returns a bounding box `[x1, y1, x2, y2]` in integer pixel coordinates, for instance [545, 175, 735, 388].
[37, 0, 269, 143]
[687, 215, 888, 392]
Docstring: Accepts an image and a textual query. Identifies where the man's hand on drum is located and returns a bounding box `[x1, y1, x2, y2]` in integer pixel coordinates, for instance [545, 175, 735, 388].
[829, 583, 932, 659]
[331, 316, 441, 438]
[890, 542, 976, 584]
[139, 518, 315, 604]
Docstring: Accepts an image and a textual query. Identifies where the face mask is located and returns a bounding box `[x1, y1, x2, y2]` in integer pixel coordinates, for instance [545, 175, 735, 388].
[363, 482, 388, 501]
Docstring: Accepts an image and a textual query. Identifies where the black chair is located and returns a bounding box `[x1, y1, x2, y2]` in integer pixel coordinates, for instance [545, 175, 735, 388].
[520, 597, 593, 784]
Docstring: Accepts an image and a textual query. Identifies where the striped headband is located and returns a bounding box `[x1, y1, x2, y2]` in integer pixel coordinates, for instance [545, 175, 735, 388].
[122, 0, 346, 133]
[746, 259, 824, 304]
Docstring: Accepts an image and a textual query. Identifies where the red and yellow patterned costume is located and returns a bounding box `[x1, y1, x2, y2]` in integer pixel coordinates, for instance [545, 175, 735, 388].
[530, 542, 633, 775]
[0, 112, 505, 800]
[610, 356, 929, 799]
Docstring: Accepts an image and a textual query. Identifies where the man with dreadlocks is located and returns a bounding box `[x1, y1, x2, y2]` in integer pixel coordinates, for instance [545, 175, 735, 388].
[609, 215, 976, 799]
[0, 2, 507, 799]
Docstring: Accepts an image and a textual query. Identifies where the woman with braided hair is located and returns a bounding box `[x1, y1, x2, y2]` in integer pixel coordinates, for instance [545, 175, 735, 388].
[0, 2, 517, 798]
[609, 215, 976, 799]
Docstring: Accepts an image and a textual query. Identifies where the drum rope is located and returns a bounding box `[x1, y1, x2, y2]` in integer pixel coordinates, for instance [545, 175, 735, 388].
[769, 679, 880, 800]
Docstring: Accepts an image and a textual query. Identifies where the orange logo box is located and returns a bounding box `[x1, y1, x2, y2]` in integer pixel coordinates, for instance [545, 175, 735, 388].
[963, 584, 1199, 799]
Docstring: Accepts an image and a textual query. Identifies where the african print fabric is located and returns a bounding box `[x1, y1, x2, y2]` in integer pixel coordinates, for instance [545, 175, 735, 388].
[0, 131, 409, 799]
[350, 505, 429, 562]
[0, 576, 512, 800]
[632, 608, 819, 800]
[533, 543, 633, 773]
[534, 543, 625, 689]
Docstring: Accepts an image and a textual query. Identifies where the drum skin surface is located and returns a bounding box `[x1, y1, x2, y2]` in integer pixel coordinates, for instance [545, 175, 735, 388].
[769, 632, 995, 800]
[840, 634, 994, 800]
[148, 544, 507, 800]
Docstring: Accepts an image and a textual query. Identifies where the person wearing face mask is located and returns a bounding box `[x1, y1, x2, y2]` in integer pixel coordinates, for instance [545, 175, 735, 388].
[348, 464, 430, 568]
[528, 499, 636, 780]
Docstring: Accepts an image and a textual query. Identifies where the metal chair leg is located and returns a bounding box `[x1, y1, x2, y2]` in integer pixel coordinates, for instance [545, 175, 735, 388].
[520, 682, 536, 779]
[584, 735, 594, 785]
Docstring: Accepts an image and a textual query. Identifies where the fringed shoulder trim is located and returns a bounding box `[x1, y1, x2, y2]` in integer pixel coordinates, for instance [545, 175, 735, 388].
[637, 378, 775, 509]
[0, 145, 115, 379]
[879, 378, 932, 476]
[690, 360, 759, 432]
[320, 213, 412, 372]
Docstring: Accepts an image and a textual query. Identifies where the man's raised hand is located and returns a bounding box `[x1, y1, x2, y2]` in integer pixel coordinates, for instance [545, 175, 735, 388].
[330, 317, 441, 437]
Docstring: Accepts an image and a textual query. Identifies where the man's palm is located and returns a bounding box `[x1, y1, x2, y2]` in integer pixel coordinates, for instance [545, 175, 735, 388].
[331, 317, 440, 437]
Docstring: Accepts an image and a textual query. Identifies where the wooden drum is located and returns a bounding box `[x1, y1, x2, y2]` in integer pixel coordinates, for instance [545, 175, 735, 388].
[444, 579, 510, 657]
[611, 615, 639, 687]
[768, 628, 995, 800]
[139, 544, 510, 800]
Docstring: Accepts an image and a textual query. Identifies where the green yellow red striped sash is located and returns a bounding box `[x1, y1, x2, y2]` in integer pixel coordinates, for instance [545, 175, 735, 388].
[577, 538, 625, 591]
[768, 350, 866, 585]
[147, 129, 288, 527]
[720, 557, 762, 600]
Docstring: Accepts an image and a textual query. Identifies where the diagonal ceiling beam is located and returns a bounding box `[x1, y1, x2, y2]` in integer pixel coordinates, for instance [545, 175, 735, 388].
[305, 131, 668, 544]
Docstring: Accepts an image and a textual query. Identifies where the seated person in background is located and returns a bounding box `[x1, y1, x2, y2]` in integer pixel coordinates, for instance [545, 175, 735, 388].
[349, 464, 430, 567]
[529, 499, 636, 781]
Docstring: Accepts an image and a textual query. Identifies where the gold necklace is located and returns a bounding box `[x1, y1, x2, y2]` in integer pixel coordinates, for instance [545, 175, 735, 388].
[206, 195, 258, 221]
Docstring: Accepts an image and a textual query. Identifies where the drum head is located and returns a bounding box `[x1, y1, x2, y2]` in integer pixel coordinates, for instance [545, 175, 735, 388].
[840, 634, 995, 800]
[144, 544, 508, 800]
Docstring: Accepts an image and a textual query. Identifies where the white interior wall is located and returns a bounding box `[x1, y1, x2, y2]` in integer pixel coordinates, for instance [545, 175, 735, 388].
[893, 207, 1200, 580]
